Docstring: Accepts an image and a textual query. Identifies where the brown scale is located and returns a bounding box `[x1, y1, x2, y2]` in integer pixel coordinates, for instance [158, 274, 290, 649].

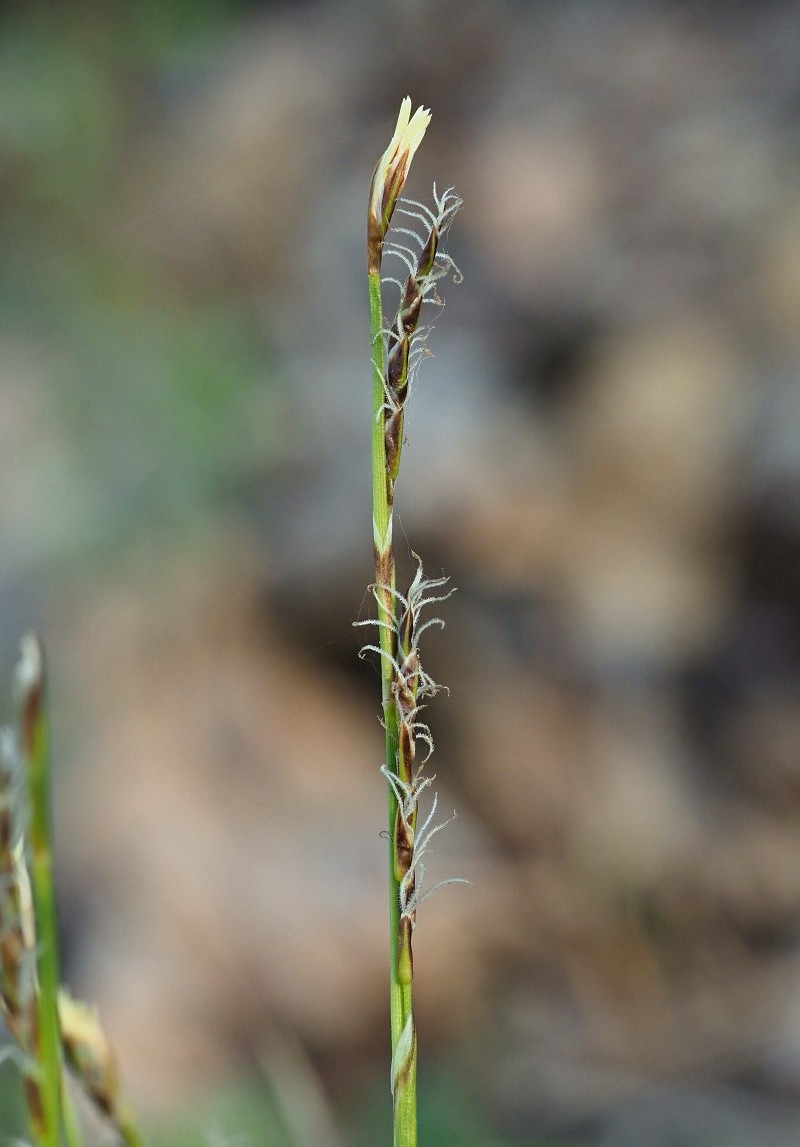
[398, 918, 416, 972]
[385, 410, 405, 484]
[398, 722, 414, 781]
[20, 665, 43, 763]
[395, 808, 414, 875]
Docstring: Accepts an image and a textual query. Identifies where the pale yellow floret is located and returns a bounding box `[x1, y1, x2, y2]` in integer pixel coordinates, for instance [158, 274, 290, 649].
[370, 97, 432, 236]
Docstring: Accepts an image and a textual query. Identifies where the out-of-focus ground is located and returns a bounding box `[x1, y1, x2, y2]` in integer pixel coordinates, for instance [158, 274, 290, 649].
[3, 1, 800, 1143]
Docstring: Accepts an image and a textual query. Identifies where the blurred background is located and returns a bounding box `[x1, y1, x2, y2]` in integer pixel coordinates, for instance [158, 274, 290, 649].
[2, 0, 800, 1143]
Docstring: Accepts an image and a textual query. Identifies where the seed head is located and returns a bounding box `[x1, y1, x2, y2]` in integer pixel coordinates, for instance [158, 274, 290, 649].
[59, 989, 120, 1117]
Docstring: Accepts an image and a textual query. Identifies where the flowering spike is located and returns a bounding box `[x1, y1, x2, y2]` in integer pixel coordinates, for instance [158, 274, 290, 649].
[368, 97, 431, 274]
[366, 100, 465, 1145]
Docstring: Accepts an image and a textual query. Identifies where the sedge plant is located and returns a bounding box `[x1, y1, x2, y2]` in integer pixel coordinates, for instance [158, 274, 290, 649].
[0, 635, 146, 1147]
[359, 98, 467, 1147]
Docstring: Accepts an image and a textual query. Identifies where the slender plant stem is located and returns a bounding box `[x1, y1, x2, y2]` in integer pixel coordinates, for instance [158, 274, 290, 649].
[19, 636, 65, 1147]
[370, 267, 417, 1145]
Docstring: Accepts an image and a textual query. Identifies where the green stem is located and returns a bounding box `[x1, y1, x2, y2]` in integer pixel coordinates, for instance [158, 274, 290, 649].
[20, 638, 66, 1147]
[370, 268, 417, 1147]
[370, 270, 391, 560]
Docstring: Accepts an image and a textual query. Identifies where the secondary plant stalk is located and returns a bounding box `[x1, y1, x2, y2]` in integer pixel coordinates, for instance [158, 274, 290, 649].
[4, 638, 150, 1147]
[18, 635, 64, 1147]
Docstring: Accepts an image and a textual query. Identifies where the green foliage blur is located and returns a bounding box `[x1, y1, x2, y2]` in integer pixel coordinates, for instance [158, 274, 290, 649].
[0, 0, 283, 577]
